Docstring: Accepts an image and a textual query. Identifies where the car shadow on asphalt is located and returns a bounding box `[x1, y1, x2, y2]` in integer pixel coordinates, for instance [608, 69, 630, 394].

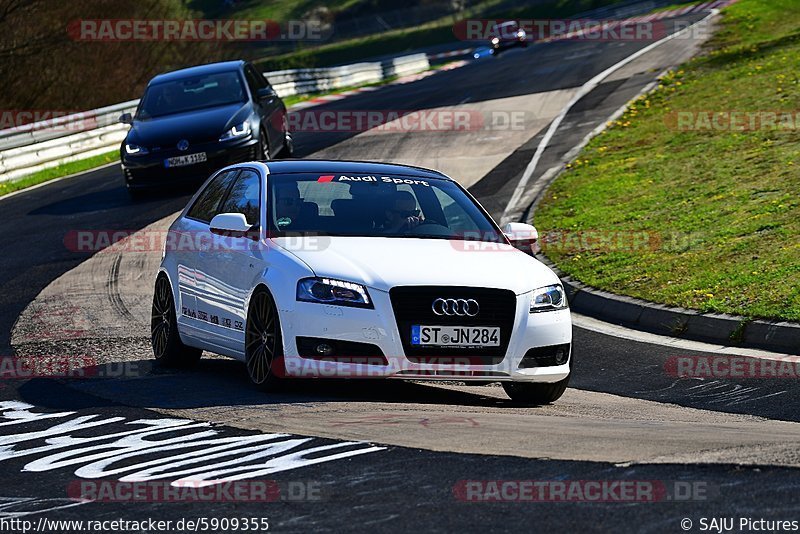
[17, 356, 518, 412]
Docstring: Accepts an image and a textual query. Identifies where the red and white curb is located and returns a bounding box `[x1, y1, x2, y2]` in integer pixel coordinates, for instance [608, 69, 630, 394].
[428, 48, 475, 61]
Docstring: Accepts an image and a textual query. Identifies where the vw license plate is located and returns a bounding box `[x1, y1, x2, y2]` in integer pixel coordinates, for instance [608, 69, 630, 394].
[165, 152, 207, 168]
[411, 325, 500, 347]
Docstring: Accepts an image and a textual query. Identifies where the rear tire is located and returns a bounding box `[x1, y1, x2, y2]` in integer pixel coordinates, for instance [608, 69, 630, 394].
[245, 287, 285, 391]
[151, 275, 201, 367]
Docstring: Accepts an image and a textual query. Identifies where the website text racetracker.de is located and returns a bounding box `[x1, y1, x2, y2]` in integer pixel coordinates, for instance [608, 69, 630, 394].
[284, 110, 528, 133]
[454, 480, 714, 502]
[0, 517, 270, 533]
[62, 229, 667, 255]
[453, 18, 682, 42]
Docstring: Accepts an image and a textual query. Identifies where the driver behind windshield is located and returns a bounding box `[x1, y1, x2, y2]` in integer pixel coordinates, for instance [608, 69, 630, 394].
[382, 191, 424, 233]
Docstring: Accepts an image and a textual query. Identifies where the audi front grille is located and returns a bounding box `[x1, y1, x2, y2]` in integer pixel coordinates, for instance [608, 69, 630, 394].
[389, 286, 517, 365]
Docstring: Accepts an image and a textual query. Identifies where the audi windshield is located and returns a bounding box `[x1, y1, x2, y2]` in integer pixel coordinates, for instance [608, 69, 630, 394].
[267, 173, 505, 242]
[137, 71, 247, 119]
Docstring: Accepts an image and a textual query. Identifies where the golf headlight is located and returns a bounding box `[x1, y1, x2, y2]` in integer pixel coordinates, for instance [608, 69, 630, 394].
[220, 121, 251, 141]
[530, 284, 567, 313]
[297, 277, 373, 309]
[125, 143, 148, 155]
[517, 29, 526, 38]
[491, 37, 500, 45]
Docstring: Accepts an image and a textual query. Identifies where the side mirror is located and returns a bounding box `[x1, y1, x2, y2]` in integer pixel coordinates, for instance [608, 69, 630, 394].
[119, 112, 133, 125]
[503, 222, 538, 255]
[257, 87, 277, 100]
[209, 213, 256, 238]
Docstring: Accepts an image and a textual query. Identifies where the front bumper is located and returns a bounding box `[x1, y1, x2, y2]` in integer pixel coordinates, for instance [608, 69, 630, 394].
[278, 288, 571, 383]
[121, 138, 259, 189]
[491, 37, 528, 51]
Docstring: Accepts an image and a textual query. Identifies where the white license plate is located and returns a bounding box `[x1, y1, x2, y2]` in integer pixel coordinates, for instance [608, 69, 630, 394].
[411, 325, 500, 347]
[165, 152, 207, 168]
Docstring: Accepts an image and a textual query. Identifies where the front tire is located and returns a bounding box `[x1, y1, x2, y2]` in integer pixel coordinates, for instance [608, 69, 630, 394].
[277, 132, 294, 158]
[127, 187, 149, 201]
[151, 275, 201, 367]
[245, 287, 285, 390]
[502, 378, 569, 405]
[257, 129, 270, 161]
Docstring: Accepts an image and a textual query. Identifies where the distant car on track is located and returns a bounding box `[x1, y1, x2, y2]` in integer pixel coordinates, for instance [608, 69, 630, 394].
[489, 21, 528, 53]
[472, 46, 495, 59]
[151, 160, 572, 404]
[120, 60, 292, 196]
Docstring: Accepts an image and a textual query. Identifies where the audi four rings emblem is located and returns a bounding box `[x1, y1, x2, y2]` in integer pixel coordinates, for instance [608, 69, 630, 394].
[432, 298, 479, 316]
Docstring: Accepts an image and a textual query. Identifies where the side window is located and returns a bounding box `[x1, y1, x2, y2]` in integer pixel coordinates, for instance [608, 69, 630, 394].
[432, 186, 477, 232]
[219, 169, 261, 226]
[186, 170, 239, 223]
[244, 65, 267, 95]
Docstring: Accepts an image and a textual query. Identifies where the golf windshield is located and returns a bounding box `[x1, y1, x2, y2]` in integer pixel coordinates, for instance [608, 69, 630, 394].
[267, 173, 504, 242]
[137, 71, 246, 119]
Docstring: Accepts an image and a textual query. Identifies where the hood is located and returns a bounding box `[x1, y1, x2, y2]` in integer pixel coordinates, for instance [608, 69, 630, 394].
[128, 102, 250, 146]
[273, 236, 560, 295]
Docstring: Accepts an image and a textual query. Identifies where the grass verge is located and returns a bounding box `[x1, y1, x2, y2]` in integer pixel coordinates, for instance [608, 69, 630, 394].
[534, 0, 800, 321]
[0, 151, 119, 199]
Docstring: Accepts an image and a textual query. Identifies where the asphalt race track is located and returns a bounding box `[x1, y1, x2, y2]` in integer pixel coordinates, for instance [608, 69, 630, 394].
[2, 9, 800, 533]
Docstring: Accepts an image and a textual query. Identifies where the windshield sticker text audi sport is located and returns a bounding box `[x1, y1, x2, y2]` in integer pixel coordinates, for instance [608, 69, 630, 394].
[317, 175, 431, 186]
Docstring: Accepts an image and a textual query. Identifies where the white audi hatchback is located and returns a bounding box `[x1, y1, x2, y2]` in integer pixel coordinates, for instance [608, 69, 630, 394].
[152, 160, 572, 404]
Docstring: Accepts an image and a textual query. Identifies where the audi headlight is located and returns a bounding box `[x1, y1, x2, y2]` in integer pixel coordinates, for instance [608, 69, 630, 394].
[220, 121, 251, 141]
[297, 277, 373, 309]
[530, 284, 567, 313]
[491, 37, 500, 45]
[124, 143, 148, 155]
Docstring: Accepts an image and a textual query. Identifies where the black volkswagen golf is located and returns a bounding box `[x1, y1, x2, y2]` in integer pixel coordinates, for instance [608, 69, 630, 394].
[120, 60, 293, 196]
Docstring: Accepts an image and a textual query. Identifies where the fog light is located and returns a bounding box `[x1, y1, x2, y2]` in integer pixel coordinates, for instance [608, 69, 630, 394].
[554, 346, 569, 365]
[315, 343, 334, 356]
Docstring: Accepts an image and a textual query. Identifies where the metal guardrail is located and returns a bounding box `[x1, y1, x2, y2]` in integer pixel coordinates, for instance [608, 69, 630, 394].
[0, 53, 429, 182]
